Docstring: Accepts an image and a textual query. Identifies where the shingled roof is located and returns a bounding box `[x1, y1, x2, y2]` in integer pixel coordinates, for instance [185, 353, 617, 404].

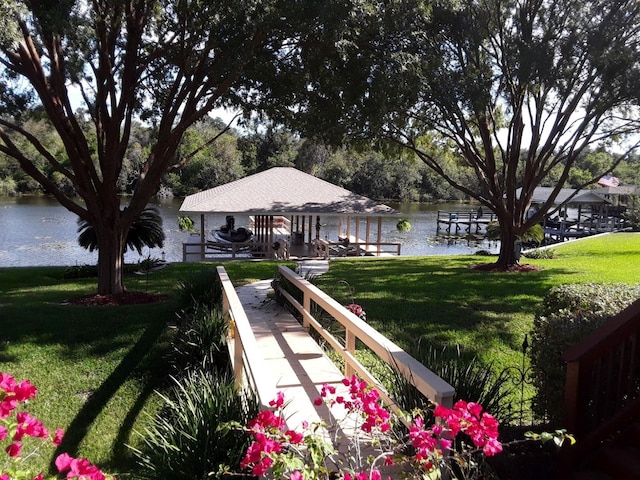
[179, 167, 398, 216]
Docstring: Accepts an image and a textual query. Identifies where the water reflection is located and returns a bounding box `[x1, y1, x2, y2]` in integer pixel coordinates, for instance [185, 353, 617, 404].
[0, 197, 498, 267]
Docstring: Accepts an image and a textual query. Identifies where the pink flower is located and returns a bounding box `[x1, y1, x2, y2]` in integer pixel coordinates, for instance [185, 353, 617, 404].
[0, 373, 16, 392]
[269, 391, 285, 409]
[31, 474, 44, 480]
[313, 397, 323, 406]
[285, 430, 304, 444]
[290, 471, 304, 480]
[55, 453, 74, 472]
[6, 442, 22, 457]
[13, 380, 37, 402]
[53, 428, 65, 446]
[483, 438, 503, 456]
[1, 474, 10, 480]
[0, 425, 7, 441]
[14, 411, 49, 440]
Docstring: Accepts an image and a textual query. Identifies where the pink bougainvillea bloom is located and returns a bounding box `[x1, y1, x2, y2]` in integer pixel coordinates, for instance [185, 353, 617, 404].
[0, 373, 16, 391]
[313, 397, 323, 406]
[14, 411, 49, 440]
[31, 473, 44, 480]
[6, 442, 22, 457]
[1, 474, 10, 480]
[53, 428, 65, 446]
[285, 429, 304, 444]
[290, 471, 304, 480]
[483, 438, 503, 456]
[0, 425, 6, 441]
[55, 452, 74, 472]
[269, 391, 285, 409]
[13, 380, 37, 402]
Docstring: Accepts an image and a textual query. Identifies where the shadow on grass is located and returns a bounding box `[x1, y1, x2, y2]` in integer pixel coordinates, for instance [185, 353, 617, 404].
[51, 319, 168, 471]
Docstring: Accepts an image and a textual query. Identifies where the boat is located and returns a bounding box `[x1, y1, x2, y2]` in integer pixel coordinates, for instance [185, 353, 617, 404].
[209, 216, 254, 250]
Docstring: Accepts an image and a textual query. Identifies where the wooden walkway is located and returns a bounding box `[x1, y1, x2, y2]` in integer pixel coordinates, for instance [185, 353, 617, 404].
[234, 273, 357, 435]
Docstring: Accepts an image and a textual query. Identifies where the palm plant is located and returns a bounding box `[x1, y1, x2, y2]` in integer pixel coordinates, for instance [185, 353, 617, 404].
[77, 206, 165, 254]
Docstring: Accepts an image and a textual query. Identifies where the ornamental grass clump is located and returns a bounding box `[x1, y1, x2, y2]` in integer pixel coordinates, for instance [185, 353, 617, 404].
[531, 283, 640, 424]
[131, 369, 258, 480]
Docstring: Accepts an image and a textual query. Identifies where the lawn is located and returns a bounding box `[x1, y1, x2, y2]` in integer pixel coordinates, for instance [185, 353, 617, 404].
[0, 261, 290, 477]
[1, 233, 639, 477]
[311, 232, 640, 371]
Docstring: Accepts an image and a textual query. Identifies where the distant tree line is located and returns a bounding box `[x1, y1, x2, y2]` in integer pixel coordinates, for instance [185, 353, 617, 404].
[2, 114, 638, 202]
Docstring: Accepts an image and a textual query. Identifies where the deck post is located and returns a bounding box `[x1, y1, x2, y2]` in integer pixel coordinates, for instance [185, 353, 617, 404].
[345, 328, 356, 378]
[200, 214, 206, 260]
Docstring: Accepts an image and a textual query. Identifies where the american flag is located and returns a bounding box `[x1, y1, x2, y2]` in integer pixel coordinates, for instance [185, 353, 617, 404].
[597, 175, 620, 187]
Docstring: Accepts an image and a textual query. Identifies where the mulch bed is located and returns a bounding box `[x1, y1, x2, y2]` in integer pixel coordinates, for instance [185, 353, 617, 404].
[63, 291, 169, 306]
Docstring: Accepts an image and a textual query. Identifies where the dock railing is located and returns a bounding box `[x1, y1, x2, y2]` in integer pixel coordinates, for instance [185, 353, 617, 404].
[217, 266, 276, 409]
[274, 265, 455, 418]
[561, 299, 640, 468]
[314, 238, 401, 258]
[436, 209, 496, 234]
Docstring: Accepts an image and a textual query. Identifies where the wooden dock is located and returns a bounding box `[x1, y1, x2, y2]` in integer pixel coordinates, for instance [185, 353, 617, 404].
[436, 210, 496, 234]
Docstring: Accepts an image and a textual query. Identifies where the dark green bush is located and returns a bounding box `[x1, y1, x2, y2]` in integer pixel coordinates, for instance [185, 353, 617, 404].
[530, 283, 640, 424]
[171, 305, 230, 374]
[175, 267, 222, 312]
[132, 368, 258, 480]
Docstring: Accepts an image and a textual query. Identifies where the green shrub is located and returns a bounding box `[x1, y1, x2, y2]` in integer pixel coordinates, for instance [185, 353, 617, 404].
[390, 344, 516, 423]
[530, 283, 640, 424]
[175, 267, 222, 312]
[623, 207, 640, 231]
[522, 248, 557, 259]
[131, 368, 259, 480]
[171, 305, 230, 374]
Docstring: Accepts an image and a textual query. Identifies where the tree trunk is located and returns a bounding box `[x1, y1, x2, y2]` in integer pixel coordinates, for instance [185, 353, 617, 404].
[495, 219, 521, 268]
[96, 223, 127, 295]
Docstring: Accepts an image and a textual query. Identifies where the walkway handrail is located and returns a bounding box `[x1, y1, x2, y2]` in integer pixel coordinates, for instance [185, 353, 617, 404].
[561, 298, 640, 464]
[217, 266, 276, 409]
[276, 266, 455, 414]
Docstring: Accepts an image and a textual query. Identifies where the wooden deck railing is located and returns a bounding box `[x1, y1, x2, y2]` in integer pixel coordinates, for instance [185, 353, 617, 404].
[183, 240, 275, 262]
[314, 238, 401, 258]
[561, 299, 640, 463]
[217, 266, 276, 409]
[274, 265, 455, 417]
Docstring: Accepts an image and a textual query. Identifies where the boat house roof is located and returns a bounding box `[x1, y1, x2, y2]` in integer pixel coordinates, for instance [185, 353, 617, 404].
[524, 187, 613, 206]
[179, 167, 399, 216]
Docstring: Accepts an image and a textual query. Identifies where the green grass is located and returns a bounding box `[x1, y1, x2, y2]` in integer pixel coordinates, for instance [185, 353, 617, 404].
[312, 233, 640, 372]
[0, 261, 287, 477]
[1, 234, 638, 476]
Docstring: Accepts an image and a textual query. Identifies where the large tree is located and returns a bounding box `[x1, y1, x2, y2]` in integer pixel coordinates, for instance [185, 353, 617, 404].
[290, 0, 640, 268]
[0, 0, 346, 294]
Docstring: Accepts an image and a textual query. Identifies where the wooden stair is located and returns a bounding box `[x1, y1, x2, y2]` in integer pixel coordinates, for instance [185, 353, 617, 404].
[571, 421, 640, 480]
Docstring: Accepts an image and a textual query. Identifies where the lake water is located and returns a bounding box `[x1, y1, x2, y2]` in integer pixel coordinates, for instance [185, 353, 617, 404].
[0, 196, 498, 267]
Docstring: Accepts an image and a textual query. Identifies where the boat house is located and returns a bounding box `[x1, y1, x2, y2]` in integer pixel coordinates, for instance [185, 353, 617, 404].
[526, 186, 631, 243]
[178, 167, 402, 261]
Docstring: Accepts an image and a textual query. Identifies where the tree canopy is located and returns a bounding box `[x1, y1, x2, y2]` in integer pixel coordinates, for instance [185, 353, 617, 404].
[287, 0, 640, 267]
[0, 0, 353, 293]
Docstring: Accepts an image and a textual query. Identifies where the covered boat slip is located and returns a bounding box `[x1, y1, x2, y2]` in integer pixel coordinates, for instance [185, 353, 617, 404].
[526, 186, 637, 243]
[179, 167, 402, 262]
